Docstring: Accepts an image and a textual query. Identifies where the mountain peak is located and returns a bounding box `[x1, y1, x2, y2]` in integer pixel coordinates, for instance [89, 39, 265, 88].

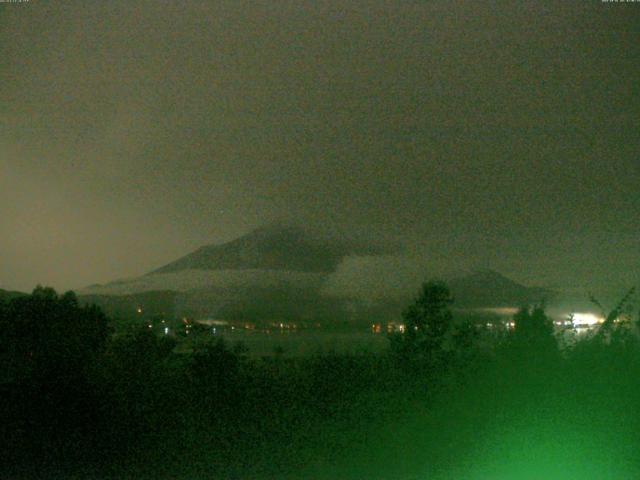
[465, 269, 516, 284]
[149, 224, 360, 275]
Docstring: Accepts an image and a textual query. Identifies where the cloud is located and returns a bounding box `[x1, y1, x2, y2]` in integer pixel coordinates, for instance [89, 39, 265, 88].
[321, 255, 428, 302]
[1, 1, 638, 291]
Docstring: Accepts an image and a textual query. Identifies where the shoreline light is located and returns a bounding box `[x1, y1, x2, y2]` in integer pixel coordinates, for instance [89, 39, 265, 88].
[571, 312, 603, 327]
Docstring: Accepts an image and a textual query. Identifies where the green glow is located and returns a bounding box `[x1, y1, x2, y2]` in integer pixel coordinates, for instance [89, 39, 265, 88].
[440, 422, 634, 480]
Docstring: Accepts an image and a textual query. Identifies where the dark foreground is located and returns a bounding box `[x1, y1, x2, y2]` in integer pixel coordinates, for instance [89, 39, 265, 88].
[2, 287, 639, 479]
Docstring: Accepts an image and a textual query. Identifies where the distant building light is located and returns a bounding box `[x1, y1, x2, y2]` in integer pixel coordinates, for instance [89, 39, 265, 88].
[571, 313, 603, 327]
[480, 307, 519, 316]
[137, 307, 143, 314]
[164, 327, 169, 335]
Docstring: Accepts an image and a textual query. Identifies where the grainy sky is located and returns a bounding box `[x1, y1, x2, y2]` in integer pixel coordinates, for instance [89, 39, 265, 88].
[1, 1, 639, 293]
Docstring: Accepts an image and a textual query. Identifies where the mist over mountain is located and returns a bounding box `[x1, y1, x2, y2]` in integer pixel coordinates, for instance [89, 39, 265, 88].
[78, 225, 386, 323]
[77, 225, 559, 324]
[83, 224, 389, 294]
[149, 224, 385, 275]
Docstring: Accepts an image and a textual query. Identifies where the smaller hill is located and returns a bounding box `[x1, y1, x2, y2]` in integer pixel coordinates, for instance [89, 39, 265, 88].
[448, 269, 554, 308]
[0, 288, 26, 302]
[79, 290, 180, 321]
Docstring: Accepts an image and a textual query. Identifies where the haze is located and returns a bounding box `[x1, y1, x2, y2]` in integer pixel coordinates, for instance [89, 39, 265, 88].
[1, 1, 638, 294]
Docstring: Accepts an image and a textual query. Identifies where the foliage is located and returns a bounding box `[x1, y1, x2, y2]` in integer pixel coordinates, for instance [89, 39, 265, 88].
[3, 282, 640, 479]
[390, 281, 454, 369]
[0, 286, 110, 383]
[0, 287, 111, 476]
[511, 305, 556, 350]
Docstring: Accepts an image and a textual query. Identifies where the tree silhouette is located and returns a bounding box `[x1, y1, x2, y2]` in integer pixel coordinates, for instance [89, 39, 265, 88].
[509, 305, 558, 359]
[0, 286, 110, 384]
[392, 281, 454, 368]
[0, 287, 111, 474]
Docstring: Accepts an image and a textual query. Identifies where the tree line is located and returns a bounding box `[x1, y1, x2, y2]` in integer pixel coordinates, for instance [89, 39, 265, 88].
[0, 282, 638, 479]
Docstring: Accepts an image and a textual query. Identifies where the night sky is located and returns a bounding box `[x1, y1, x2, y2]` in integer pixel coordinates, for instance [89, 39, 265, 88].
[1, 1, 638, 295]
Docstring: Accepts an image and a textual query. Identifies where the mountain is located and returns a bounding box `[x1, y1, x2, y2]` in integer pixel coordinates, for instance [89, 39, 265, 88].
[150, 224, 380, 275]
[0, 288, 26, 302]
[78, 227, 554, 325]
[80, 225, 379, 296]
[79, 290, 180, 320]
[78, 225, 385, 324]
[448, 269, 554, 308]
